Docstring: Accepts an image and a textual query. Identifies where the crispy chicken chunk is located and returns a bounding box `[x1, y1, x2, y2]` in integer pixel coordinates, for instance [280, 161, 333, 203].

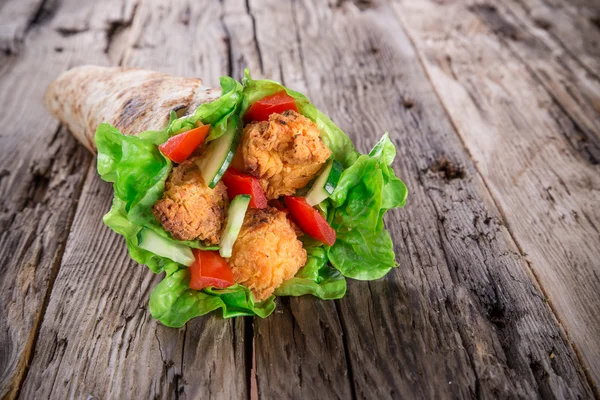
[153, 158, 228, 244]
[242, 110, 331, 199]
[229, 207, 307, 301]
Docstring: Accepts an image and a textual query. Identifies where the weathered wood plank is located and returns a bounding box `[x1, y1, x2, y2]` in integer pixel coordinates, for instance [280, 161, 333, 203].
[0, 0, 117, 395]
[223, 0, 355, 398]
[19, 166, 185, 399]
[249, 0, 592, 397]
[6, 0, 597, 399]
[20, 0, 250, 398]
[469, 1, 600, 163]
[392, 0, 600, 389]
[0, 0, 45, 54]
[0, 126, 90, 400]
[514, 0, 600, 78]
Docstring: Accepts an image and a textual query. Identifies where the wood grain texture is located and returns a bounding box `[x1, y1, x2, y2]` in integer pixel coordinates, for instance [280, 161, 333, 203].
[20, 167, 185, 399]
[19, 0, 250, 399]
[1, 0, 598, 398]
[0, 0, 111, 394]
[392, 0, 600, 389]
[244, 0, 593, 397]
[0, 0, 45, 53]
[514, 0, 600, 78]
[469, 0, 600, 163]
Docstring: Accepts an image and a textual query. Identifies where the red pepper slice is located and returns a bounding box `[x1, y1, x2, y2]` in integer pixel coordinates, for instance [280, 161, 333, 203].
[221, 168, 268, 208]
[284, 196, 336, 246]
[159, 124, 210, 163]
[188, 250, 235, 290]
[244, 91, 298, 122]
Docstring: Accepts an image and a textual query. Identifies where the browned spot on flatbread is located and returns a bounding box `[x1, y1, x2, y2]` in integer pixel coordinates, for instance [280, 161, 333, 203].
[114, 78, 162, 132]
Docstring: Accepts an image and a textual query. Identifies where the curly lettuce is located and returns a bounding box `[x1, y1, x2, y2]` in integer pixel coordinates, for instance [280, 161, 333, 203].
[326, 134, 407, 279]
[149, 269, 275, 328]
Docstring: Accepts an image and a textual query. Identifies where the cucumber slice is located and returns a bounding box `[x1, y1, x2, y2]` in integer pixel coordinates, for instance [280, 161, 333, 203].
[305, 159, 343, 206]
[138, 228, 195, 266]
[219, 195, 251, 258]
[195, 115, 241, 188]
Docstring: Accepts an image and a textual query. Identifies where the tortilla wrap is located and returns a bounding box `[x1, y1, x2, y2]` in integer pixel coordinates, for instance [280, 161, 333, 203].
[44, 66, 221, 152]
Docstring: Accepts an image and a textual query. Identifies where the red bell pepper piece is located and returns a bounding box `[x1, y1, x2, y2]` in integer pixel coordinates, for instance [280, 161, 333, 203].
[221, 168, 268, 208]
[188, 250, 235, 290]
[159, 124, 210, 163]
[284, 196, 336, 246]
[244, 91, 298, 122]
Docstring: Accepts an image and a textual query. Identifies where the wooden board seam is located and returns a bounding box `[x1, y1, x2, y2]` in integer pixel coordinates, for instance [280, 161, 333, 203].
[389, 5, 599, 397]
[515, 0, 600, 83]
[334, 300, 359, 400]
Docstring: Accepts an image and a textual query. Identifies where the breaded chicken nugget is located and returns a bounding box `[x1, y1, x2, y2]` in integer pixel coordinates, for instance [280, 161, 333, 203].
[242, 110, 331, 199]
[229, 207, 307, 301]
[153, 158, 228, 244]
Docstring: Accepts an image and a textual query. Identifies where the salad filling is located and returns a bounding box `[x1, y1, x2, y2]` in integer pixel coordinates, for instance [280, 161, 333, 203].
[95, 70, 408, 327]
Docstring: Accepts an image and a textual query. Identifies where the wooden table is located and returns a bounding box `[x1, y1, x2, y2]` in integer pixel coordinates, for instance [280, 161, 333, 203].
[1, 0, 599, 398]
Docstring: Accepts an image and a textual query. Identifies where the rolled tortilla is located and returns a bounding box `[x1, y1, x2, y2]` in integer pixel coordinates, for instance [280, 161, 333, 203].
[44, 66, 221, 153]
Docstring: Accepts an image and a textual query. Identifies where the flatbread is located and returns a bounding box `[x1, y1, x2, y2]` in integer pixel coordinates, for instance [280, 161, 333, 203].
[44, 66, 221, 152]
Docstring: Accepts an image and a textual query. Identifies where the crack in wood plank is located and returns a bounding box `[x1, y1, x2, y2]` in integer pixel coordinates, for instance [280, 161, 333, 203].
[333, 300, 359, 400]
[245, 0, 263, 75]
[391, 0, 600, 394]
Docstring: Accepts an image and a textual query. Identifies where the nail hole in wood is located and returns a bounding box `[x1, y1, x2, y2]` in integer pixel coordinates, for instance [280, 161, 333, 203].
[428, 156, 466, 180]
[533, 18, 552, 30]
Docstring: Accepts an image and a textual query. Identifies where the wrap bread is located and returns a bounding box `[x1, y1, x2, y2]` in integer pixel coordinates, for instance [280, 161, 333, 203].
[44, 66, 408, 327]
[45, 66, 220, 152]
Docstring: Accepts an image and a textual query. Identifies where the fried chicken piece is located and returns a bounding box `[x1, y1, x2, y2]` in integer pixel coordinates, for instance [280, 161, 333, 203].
[242, 110, 331, 199]
[153, 158, 228, 244]
[229, 207, 307, 301]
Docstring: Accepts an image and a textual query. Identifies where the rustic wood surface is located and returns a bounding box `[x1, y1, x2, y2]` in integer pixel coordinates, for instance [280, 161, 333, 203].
[392, 0, 600, 388]
[0, 0, 598, 399]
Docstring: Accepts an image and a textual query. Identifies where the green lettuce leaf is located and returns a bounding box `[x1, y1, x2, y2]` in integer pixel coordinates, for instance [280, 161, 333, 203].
[149, 269, 276, 327]
[274, 247, 346, 299]
[96, 123, 171, 227]
[96, 124, 215, 274]
[167, 76, 243, 142]
[326, 134, 407, 280]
